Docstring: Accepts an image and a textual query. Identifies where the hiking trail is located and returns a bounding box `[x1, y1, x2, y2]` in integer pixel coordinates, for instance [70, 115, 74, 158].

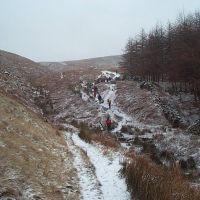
[63, 71, 132, 200]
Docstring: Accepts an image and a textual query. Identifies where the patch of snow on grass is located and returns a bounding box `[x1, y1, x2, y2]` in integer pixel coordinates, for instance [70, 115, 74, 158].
[98, 71, 120, 79]
[81, 91, 90, 101]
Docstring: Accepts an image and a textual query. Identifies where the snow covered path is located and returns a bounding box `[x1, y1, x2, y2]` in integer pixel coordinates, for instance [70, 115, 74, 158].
[63, 71, 133, 200]
[96, 71, 162, 135]
[65, 132, 103, 200]
[65, 131, 130, 200]
[100, 83, 133, 133]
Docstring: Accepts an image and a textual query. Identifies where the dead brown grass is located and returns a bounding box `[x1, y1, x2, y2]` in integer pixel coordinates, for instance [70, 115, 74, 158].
[92, 133, 120, 149]
[77, 122, 120, 149]
[78, 124, 93, 143]
[121, 155, 200, 200]
[0, 93, 80, 200]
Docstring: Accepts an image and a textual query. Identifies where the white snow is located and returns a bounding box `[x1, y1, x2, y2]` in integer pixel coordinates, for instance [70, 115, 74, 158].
[81, 91, 90, 101]
[4, 71, 10, 75]
[69, 70, 200, 200]
[71, 133, 130, 200]
[60, 72, 64, 79]
[65, 133, 103, 200]
[95, 73, 155, 134]
[98, 83, 134, 133]
[61, 69, 200, 198]
[98, 71, 120, 80]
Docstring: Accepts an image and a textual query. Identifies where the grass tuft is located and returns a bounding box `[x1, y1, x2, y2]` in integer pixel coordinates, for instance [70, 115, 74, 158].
[78, 124, 93, 143]
[121, 155, 200, 200]
[92, 133, 120, 149]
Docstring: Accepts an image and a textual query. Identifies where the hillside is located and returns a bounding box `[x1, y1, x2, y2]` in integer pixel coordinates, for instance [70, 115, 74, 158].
[0, 50, 51, 113]
[0, 50, 48, 79]
[0, 92, 80, 199]
[40, 55, 122, 72]
[1, 50, 200, 200]
[0, 50, 81, 199]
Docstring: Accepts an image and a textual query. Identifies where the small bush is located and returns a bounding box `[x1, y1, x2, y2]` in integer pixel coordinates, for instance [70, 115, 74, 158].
[92, 133, 120, 149]
[121, 155, 200, 200]
[134, 127, 141, 133]
[56, 130, 62, 137]
[121, 125, 129, 133]
[78, 124, 93, 143]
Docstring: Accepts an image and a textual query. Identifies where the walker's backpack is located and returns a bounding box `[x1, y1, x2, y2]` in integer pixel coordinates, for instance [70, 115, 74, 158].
[106, 119, 112, 126]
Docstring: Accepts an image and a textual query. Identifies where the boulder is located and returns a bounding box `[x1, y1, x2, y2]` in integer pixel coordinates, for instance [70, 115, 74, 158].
[187, 119, 200, 135]
[160, 150, 175, 161]
[179, 157, 196, 170]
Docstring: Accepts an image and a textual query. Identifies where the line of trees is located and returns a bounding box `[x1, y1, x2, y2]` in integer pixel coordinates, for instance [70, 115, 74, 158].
[120, 11, 200, 101]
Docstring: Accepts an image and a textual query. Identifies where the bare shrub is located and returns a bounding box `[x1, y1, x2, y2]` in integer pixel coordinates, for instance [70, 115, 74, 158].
[92, 133, 120, 149]
[0, 188, 22, 199]
[121, 155, 200, 200]
[78, 124, 93, 143]
[56, 130, 62, 137]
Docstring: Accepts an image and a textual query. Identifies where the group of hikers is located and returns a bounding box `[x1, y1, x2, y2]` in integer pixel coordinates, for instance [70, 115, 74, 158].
[93, 85, 104, 104]
[92, 84, 113, 131]
[93, 85, 111, 108]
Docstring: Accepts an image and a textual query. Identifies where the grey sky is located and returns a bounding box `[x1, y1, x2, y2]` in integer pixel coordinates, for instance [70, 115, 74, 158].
[0, 0, 200, 62]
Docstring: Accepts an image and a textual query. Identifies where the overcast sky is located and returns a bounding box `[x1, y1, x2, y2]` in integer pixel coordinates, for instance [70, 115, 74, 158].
[0, 0, 200, 62]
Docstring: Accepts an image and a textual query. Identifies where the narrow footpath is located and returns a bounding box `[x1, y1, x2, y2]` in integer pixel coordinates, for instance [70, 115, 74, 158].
[64, 71, 131, 200]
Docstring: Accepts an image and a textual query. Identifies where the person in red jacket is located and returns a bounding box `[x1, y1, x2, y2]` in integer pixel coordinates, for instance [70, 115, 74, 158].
[93, 85, 98, 98]
[106, 116, 112, 131]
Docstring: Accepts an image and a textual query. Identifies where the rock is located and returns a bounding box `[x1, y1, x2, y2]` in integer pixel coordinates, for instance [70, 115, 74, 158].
[111, 121, 118, 129]
[118, 137, 128, 142]
[32, 195, 42, 200]
[179, 159, 189, 169]
[121, 125, 128, 133]
[150, 153, 162, 165]
[187, 157, 196, 169]
[142, 142, 156, 154]
[0, 188, 21, 200]
[140, 81, 153, 91]
[179, 157, 196, 170]
[160, 150, 175, 161]
[133, 136, 143, 145]
[187, 119, 200, 135]
[121, 125, 134, 134]
[66, 184, 73, 189]
[153, 95, 186, 128]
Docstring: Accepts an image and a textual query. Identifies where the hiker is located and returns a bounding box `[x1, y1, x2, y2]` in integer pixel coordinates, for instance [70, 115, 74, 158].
[105, 116, 112, 131]
[107, 99, 111, 109]
[98, 93, 103, 104]
[93, 85, 98, 98]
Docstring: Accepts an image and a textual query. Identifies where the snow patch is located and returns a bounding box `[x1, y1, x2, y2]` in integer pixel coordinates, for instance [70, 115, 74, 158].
[72, 134, 130, 200]
[65, 133, 103, 200]
[81, 91, 90, 101]
[98, 71, 120, 80]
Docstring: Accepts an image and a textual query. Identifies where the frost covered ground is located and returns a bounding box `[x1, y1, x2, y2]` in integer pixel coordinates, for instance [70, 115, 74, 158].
[36, 67, 199, 198]
[0, 93, 80, 200]
[71, 70, 200, 187]
[1, 49, 200, 199]
[60, 71, 131, 199]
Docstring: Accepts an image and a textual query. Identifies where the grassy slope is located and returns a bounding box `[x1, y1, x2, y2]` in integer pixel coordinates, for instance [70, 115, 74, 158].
[0, 93, 80, 200]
